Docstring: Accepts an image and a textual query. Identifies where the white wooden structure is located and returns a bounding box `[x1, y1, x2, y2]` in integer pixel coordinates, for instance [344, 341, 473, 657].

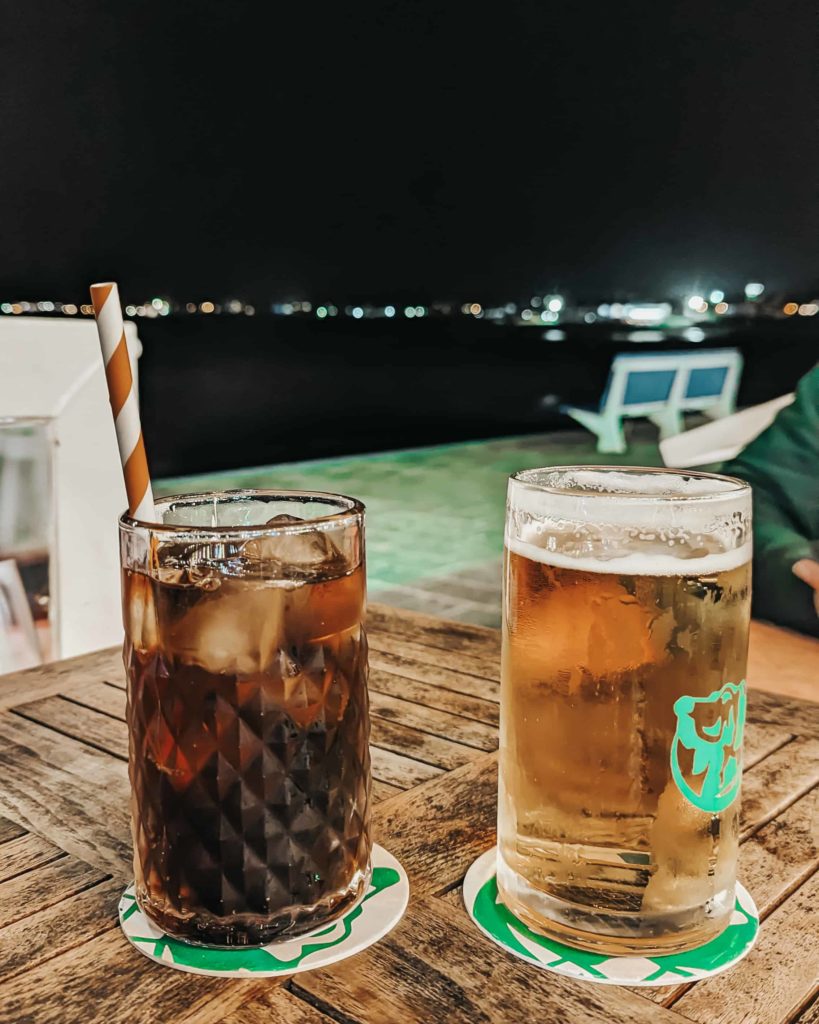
[0, 317, 142, 662]
[561, 348, 744, 454]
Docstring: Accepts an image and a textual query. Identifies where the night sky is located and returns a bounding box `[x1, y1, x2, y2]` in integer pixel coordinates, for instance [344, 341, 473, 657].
[2, 0, 815, 302]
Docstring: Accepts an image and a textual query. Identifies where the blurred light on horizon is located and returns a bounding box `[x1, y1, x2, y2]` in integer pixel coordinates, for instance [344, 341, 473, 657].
[316, 305, 328, 318]
[384, 304, 395, 318]
[200, 301, 215, 313]
[683, 326, 706, 342]
[798, 302, 818, 316]
[687, 294, 705, 310]
[745, 282, 765, 299]
[352, 306, 364, 319]
[546, 295, 564, 312]
[709, 289, 724, 304]
[623, 303, 671, 326]
[783, 302, 798, 316]
[404, 305, 416, 318]
[714, 301, 729, 314]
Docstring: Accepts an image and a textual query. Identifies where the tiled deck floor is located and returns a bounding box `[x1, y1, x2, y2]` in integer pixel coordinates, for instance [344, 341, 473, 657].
[156, 424, 664, 628]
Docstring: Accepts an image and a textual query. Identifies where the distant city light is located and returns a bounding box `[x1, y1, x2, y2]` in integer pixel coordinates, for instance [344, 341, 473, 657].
[540, 310, 558, 323]
[505, 303, 517, 315]
[125, 305, 136, 316]
[151, 298, 163, 310]
[226, 299, 243, 314]
[80, 304, 94, 315]
[302, 302, 312, 313]
[37, 300, 55, 312]
[244, 305, 255, 315]
[415, 305, 425, 317]
[404, 306, 416, 318]
[623, 303, 671, 326]
[200, 301, 215, 314]
[610, 303, 624, 319]
[584, 312, 596, 323]
[469, 303, 482, 316]
[316, 305, 328, 319]
[686, 295, 705, 310]
[328, 305, 338, 316]
[744, 282, 765, 299]
[63, 303, 77, 315]
[683, 327, 706, 342]
[597, 304, 610, 318]
[0, 303, 11, 314]
[384, 305, 395, 318]
[282, 303, 294, 315]
[530, 296, 542, 308]
[546, 295, 564, 313]
[783, 302, 798, 316]
[798, 303, 818, 316]
[709, 290, 724, 304]
[521, 309, 533, 321]
[352, 306, 364, 319]
[11, 304, 22, 314]
[544, 329, 566, 341]
[714, 302, 729, 315]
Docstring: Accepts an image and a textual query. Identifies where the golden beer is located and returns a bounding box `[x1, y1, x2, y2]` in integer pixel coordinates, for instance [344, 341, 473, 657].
[497, 468, 752, 955]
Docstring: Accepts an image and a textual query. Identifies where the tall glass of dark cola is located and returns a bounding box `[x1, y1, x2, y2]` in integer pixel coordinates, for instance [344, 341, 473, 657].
[119, 491, 371, 947]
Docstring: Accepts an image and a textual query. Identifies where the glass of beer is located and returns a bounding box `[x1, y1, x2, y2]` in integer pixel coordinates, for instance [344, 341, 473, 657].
[497, 467, 752, 955]
[120, 490, 371, 946]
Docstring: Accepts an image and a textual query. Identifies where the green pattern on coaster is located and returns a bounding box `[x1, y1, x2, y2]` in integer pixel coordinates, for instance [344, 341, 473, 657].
[119, 844, 408, 977]
[464, 849, 758, 986]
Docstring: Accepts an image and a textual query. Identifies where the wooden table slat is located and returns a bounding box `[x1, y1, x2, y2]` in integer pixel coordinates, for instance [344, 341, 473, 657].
[0, 815, 27, 845]
[0, 603, 814, 1024]
[13, 697, 129, 761]
[368, 647, 500, 703]
[740, 736, 819, 839]
[0, 854, 109, 930]
[0, 878, 123, 988]
[217, 988, 339, 1024]
[370, 689, 498, 751]
[370, 745, 442, 789]
[292, 895, 692, 1024]
[671, 871, 819, 1024]
[369, 664, 500, 726]
[0, 833, 64, 884]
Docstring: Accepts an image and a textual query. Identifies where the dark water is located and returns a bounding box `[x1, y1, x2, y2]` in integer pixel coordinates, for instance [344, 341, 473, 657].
[137, 316, 817, 477]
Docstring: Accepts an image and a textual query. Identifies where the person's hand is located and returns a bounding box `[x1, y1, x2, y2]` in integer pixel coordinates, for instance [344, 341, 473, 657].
[792, 559, 819, 617]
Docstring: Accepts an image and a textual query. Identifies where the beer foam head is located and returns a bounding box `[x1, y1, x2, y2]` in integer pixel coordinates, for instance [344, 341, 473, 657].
[507, 466, 751, 575]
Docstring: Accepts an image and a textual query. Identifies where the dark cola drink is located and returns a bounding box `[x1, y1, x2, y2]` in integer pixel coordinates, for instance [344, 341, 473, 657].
[120, 493, 371, 947]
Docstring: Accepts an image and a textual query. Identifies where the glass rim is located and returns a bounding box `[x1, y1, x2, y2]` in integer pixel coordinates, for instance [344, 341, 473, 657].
[119, 488, 365, 536]
[509, 465, 751, 503]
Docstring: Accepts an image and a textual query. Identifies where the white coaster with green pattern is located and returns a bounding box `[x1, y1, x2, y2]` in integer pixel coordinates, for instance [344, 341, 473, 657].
[118, 844, 408, 977]
[464, 848, 758, 986]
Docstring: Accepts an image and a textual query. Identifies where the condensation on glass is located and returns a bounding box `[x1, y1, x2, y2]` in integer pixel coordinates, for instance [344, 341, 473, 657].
[498, 467, 752, 955]
[120, 490, 372, 947]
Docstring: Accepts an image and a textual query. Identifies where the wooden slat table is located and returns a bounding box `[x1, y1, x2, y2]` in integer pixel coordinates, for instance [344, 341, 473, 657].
[0, 604, 816, 1024]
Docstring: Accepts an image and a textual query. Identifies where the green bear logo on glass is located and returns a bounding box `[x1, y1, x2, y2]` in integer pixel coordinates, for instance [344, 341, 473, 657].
[670, 680, 746, 813]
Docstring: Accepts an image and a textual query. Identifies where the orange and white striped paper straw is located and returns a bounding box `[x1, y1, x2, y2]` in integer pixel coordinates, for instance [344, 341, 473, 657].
[90, 282, 155, 520]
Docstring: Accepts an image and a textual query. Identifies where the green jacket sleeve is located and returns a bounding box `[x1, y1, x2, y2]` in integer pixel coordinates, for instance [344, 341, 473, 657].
[724, 365, 819, 637]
